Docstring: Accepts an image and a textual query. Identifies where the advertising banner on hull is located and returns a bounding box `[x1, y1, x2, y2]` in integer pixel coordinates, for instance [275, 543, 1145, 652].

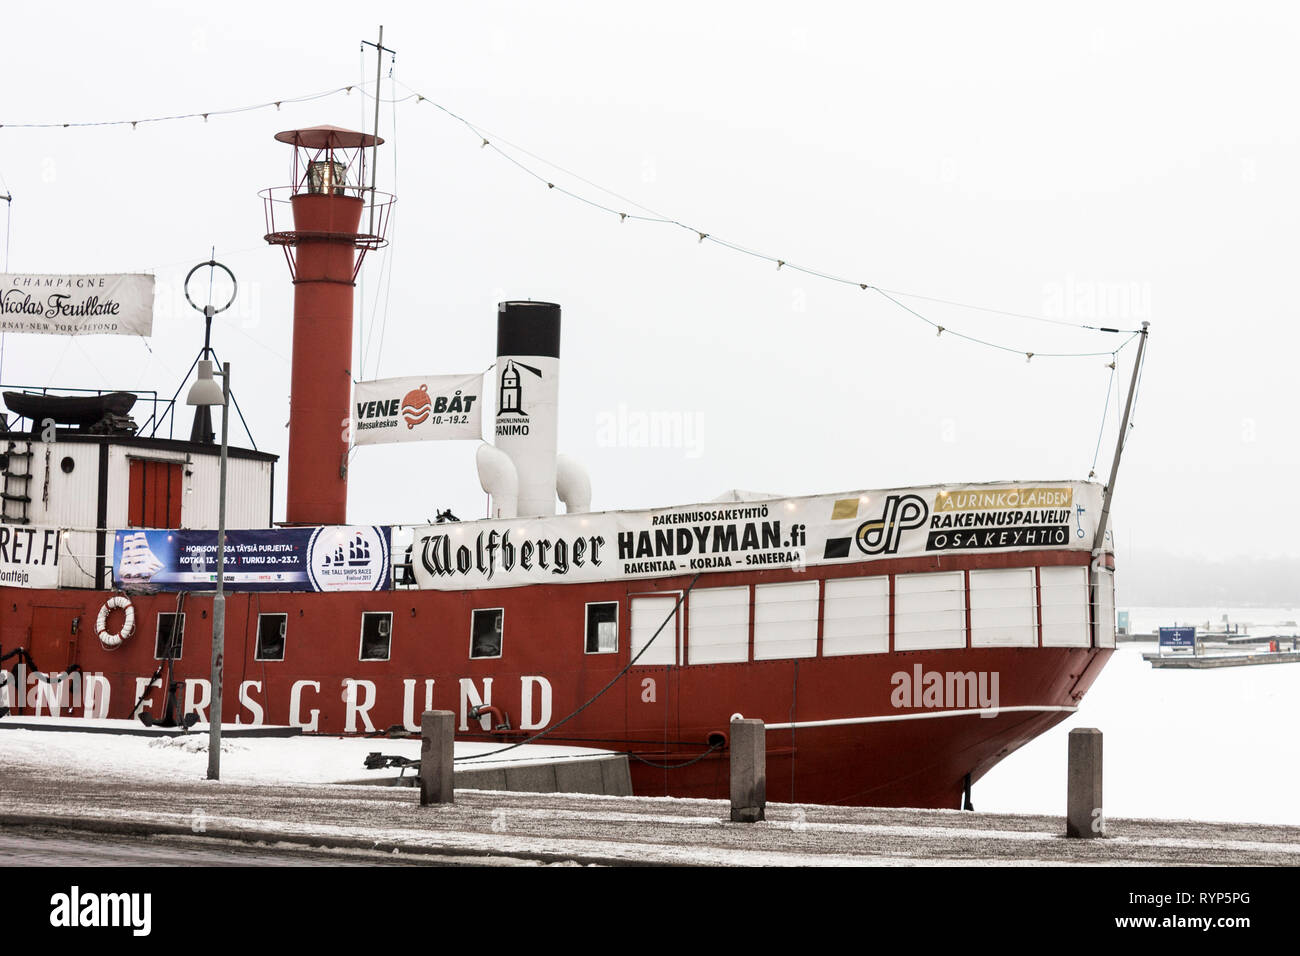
[350, 373, 483, 445]
[0, 273, 155, 336]
[412, 481, 1106, 591]
[112, 526, 391, 593]
[0, 523, 61, 588]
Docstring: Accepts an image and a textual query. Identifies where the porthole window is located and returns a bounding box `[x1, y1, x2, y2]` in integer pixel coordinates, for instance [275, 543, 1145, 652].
[359, 612, 392, 661]
[256, 613, 287, 661]
[154, 612, 185, 660]
[585, 602, 618, 654]
[470, 608, 504, 659]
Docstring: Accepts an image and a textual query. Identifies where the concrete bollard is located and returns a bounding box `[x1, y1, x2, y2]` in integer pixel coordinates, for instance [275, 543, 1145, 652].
[1066, 727, 1103, 838]
[419, 710, 455, 806]
[729, 718, 766, 823]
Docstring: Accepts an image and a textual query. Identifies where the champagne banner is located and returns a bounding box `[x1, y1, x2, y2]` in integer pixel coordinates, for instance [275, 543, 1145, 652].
[0, 274, 155, 336]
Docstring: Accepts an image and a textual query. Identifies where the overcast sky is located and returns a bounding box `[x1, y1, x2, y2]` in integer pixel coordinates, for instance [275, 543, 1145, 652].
[3, 2, 1296, 567]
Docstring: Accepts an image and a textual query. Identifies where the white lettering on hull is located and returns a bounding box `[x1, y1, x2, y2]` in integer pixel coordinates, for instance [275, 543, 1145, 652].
[237, 680, 264, 726]
[183, 679, 210, 723]
[401, 679, 436, 732]
[289, 680, 321, 731]
[519, 675, 552, 730]
[343, 679, 377, 733]
[459, 677, 494, 732]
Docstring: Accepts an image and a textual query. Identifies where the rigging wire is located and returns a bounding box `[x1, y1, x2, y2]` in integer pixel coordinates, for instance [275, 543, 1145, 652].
[364, 84, 1144, 358]
[3, 78, 1144, 361]
[1088, 357, 1117, 478]
[0, 83, 362, 130]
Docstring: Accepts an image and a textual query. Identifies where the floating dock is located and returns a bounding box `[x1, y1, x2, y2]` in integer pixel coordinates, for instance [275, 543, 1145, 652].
[1144, 650, 1300, 669]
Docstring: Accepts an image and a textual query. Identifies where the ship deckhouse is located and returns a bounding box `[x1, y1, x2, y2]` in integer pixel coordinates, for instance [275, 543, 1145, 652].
[0, 391, 275, 588]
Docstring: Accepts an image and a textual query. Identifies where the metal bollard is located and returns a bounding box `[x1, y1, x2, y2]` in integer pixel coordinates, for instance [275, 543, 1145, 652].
[729, 718, 766, 823]
[419, 710, 455, 806]
[1066, 727, 1103, 838]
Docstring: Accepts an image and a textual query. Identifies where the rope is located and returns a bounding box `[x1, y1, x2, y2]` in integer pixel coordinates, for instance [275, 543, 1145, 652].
[1088, 357, 1117, 478]
[454, 573, 703, 762]
[627, 741, 723, 770]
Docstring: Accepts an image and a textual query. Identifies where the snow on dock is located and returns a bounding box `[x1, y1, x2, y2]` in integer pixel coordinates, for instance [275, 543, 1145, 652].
[0, 722, 621, 788]
[2, 726, 1298, 865]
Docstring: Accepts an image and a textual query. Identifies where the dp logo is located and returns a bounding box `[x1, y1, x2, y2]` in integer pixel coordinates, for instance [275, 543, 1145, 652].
[856, 494, 928, 555]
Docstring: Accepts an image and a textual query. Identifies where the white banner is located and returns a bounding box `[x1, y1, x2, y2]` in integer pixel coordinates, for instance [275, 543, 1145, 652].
[351, 373, 483, 445]
[0, 274, 154, 336]
[0, 524, 62, 588]
[412, 481, 1105, 590]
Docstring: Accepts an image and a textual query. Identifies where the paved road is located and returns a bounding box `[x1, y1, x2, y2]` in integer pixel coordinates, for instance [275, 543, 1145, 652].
[3, 764, 1299, 865]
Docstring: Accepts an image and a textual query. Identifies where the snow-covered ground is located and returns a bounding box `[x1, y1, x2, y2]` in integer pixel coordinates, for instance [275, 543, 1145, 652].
[0, 726, 612, 787]
[978, 636, 1300, 826]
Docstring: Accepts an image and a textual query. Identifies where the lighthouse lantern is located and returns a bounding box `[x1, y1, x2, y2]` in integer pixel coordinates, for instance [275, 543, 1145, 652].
[261, 125, 395, 526]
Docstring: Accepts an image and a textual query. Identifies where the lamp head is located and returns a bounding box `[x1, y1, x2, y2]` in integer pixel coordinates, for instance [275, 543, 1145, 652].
[186, 360, 226, 407]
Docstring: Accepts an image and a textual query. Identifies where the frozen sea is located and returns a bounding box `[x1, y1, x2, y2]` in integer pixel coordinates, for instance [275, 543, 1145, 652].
[977, 605, 1300, 825]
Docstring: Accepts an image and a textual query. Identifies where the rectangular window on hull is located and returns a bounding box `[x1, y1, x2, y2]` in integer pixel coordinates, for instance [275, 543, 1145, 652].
[359, 612, 392, 661]
[1094, 568, 1116, 648]
[585, 602, 618, 654]
[753, 580, 819, 660]
[154, 612, 185, 660]
[688, 587, 749, 664]
[823, 576, 889, 656]
[471, 608, 504, 659]
[1040, 565, 1091, 647]
[969, 568, 1038, 647]
[894, 571, 967, 650]
[630, 595, 679, 666]
[256, 613, 287, 661]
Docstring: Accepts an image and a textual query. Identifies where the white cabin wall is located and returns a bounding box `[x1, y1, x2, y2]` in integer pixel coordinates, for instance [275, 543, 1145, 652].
[17, 441, 99, 528]
[183, 456, 273, 529]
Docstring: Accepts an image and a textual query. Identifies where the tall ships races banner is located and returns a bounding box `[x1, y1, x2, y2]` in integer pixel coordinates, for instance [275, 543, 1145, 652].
[351, 373, 483, 445]
[112, 526, 391, 593]
[412, 481, 1106, 591]
[1, 274, 154, 336]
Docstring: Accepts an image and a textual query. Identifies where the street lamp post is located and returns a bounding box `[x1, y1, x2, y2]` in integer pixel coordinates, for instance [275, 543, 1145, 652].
[187, 358, 230, 780]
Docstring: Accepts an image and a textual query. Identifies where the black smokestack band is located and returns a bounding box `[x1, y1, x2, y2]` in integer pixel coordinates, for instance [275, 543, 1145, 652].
[497, 301, 561, 358]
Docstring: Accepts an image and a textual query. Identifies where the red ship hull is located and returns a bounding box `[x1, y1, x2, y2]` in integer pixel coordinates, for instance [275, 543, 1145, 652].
[1, 548, 1111, 809]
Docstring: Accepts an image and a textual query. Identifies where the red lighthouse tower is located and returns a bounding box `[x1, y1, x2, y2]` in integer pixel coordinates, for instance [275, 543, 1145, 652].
[263, 126, 393, 525]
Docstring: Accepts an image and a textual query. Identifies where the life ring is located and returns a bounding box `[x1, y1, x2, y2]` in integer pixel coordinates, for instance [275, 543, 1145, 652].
[96, 595, 135, 649]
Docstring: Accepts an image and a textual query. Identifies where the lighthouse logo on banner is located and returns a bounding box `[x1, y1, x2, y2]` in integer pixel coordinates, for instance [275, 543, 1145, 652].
[350, 373, 483, 445]
[497, 360, 542, 418]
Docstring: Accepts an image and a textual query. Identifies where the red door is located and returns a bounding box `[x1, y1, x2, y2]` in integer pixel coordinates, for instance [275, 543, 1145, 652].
[29, 606, 81, 675]
[128, 459, 183, 528]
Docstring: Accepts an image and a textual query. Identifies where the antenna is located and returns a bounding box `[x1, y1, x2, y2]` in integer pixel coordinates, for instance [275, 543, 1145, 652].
[361, 26, 396, 238]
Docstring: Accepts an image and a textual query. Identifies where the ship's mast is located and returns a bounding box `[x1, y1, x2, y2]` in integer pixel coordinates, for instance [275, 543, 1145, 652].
[361, 27, 395, 238]
[1093, 320, 1150, 553]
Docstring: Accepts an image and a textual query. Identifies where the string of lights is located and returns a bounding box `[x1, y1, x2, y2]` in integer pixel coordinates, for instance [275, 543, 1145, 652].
[2, 78, 1142, 361]
[374, 82, 1143, 361]
[0, 83, 361, 130]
